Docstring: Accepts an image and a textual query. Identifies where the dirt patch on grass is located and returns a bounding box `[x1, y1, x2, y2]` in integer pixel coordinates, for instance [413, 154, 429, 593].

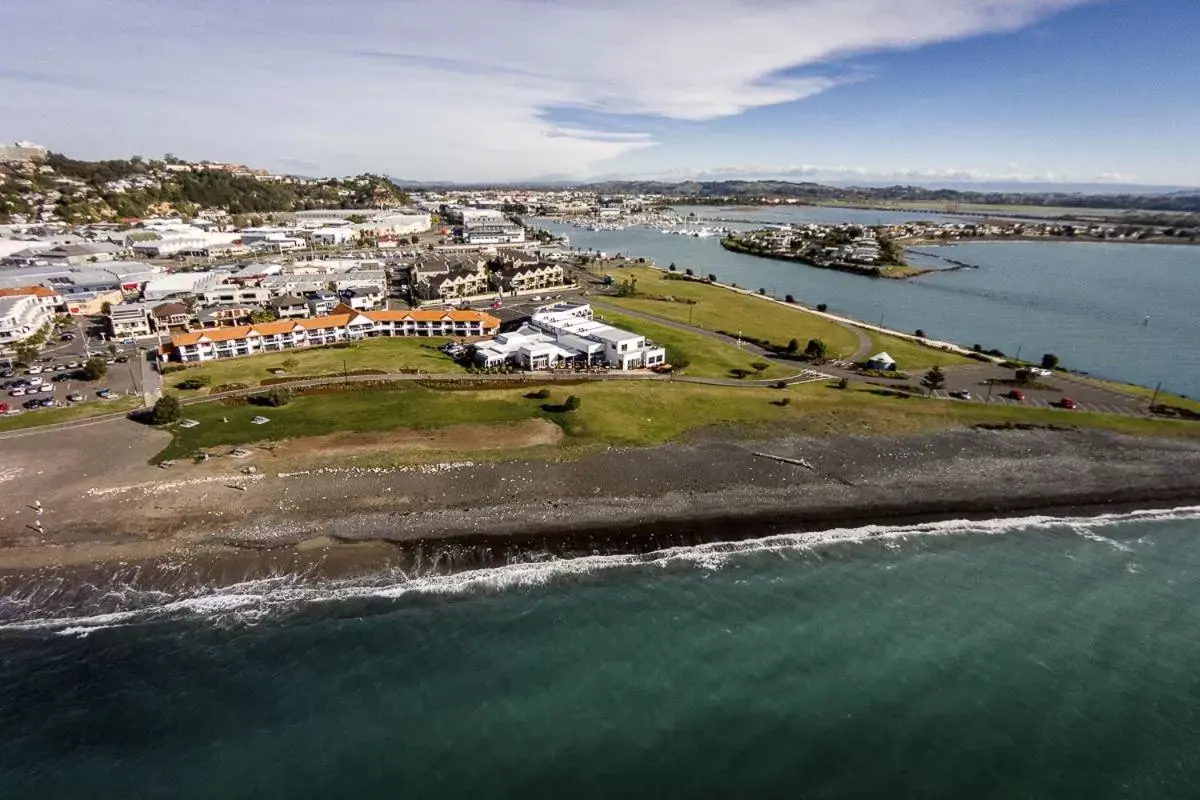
[253, 418, 564, 460]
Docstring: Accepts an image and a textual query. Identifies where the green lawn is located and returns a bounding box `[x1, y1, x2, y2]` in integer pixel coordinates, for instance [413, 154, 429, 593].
[600, 267, 863, 358]
[866, 332, 974, 371]
[153, 378, 1200, 462]
[165, 338, 466, 395]
[0, 396, 141, 433]
[593, 309, 793, 380]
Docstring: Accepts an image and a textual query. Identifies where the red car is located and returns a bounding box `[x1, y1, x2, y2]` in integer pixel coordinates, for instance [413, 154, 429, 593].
[1060, 397, 1078, 410]
[1005, 389, 1026, 401]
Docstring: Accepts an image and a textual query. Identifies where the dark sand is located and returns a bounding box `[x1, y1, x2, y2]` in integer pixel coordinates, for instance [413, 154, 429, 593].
[4, 418, 1200, 604]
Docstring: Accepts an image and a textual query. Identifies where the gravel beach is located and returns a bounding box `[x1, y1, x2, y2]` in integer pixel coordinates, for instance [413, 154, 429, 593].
[4, 419, 1200, 595]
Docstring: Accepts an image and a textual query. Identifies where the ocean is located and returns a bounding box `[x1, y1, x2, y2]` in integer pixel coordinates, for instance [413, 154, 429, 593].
[539, 207, 1200, 397]
[4, 509, 1200, 798]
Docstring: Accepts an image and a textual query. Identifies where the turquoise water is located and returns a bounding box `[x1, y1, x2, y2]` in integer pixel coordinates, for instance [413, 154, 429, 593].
[4, 510, 1200, 798]
[542, 207, 1200, 396]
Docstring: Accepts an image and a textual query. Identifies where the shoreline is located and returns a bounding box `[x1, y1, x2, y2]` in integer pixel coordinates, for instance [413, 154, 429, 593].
[5, 426, 1200, 613]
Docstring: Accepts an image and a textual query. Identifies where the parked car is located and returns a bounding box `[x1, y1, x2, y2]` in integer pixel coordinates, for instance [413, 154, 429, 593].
[96, 388, 112, 398]
[3, 408, 22, 416]
[1005, 389, 1026, 401]
[9, 387, 26, 397]
[1, 369, 14, 378]
[1060, 397, 1078, 410]
[60, 332, 75, 341]
[66, 361, 81, 369]
[28, 376, 43, 387]
[1031, 367, 1053, 377]
[52, 363, 67, 372]
[36, 384, 53, 393]
[66, 392, 84, 402]
[948, 390, 972, 400]
[24, 398, 43, 409]
[39, 398, 56, 408]
[26, 365, 43, 375]
[115, 355, 129, 363]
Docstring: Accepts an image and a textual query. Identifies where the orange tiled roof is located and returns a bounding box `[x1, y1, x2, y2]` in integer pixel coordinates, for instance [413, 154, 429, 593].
[0, 285, 59, 299]
[171, 310, 498, 348]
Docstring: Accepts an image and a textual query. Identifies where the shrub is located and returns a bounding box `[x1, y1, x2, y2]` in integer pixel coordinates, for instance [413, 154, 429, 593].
[707, 273, 717, 283]
[836, 377, 849, 390]
[175, 377, 211, 390]
[282, 358, 300, 369]
[685, 268, 694, 276]
[785, 294, 795, 303]
[151, 395, 182, 425]
[772, 397, 792, 407]
[750, 361, 770, 374]
[816, 303, 828, 312]
[914, 329, 927, 338]
[804, 339, 827, 360]
[159, 364, 188, 374]
[526, 388, 552, 400]
[786, 338, 800, 354]
[564, 395, 581, 411]
[668, 262, 676, 272]
[1041, 353, 1060, 370]
[252, 388, 293, 407]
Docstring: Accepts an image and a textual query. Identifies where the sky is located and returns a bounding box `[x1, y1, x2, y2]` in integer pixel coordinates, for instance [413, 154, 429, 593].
[2, 0, 1197, 187]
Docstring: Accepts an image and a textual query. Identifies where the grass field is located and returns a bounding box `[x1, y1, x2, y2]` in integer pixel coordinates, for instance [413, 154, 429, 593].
[0, 396, 141, 433]
[153, 379, 1200, 462]
[164, 338, 466, 395]
[600, 267, 863, 358]
[594, 309, 793, 380]
[1070, 376, 1200, 413]
[865, 332, 973, 371]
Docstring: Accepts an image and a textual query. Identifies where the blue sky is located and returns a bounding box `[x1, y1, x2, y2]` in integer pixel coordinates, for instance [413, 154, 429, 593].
[2, 0, 1196, 186]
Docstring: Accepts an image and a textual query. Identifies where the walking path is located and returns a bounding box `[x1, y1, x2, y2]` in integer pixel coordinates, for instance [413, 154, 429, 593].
[0, 366, 832, 441]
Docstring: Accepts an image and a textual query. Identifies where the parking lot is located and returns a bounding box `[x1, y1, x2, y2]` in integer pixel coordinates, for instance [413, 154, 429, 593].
[926, 364, 1150, 416]
[2, 320, 155, 416]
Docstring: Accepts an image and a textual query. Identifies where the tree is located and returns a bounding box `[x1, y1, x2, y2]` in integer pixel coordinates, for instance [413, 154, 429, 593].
[14, 342, 39, 365]
[707, 273, 717, 283]
[685, 268, 694, 276]
[785, 294, 795, 303]
[1041, 353, 1060, 370]
[914, 329, 927, 338]
[758, 288, 766, 295]
[152, 395, 182, 425]
[750, 361, 770, 374]
[564, 395, 581, 412]
[668, 262, 676, 272]
[101, 301, 113, 315]
[786, 338, 800, 354]
[804, 339, 827, 360]
[409, 234, 419, 244]
[921, 366, 946, 395]
[107, 342, 118, 357]
[82, 357, 108, 381]
[816, 303, 828, 312]
[249, 308, 278, 324]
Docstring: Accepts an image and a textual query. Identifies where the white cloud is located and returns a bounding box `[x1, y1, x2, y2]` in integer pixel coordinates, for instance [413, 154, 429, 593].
[0, 0, 1098, 180]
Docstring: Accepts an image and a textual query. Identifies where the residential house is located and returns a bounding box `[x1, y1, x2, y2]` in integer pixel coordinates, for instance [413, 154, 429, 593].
[107, 302, 154, 339]
[196, 304, 256, 328]
[198, 284, 273, 306]
[492, 263, 566, 295]
[151, 302, 192, 331]
[417, 267, 491, 301]
[341, 287, 384, 311]
[269, 295, 310, 319]
[307, 291, 339, 317]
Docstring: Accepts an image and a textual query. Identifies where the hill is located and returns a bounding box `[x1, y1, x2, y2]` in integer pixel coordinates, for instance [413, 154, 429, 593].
[0, 153, 410, 224]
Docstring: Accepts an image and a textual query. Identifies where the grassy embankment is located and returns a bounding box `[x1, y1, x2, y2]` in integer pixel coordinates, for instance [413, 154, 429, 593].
[596, 266, 970, 370]
[153, 379, 1200, 462]
[0, 397, 141, 433]
[1069, 376, 1200, 414]
[164, 338, 466, 396]
[594, 309, 792, 380]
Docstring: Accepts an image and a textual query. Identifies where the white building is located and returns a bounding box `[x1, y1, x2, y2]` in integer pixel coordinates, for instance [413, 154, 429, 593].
[108, 302, 154, 339]
[142, 271, 222, 302]
[198, 284, 273, 306]
[462, 221, 525, 245]
[0, 141, 48, 164]
[474, 303, 665, 371]
[0, 294, 56, 348]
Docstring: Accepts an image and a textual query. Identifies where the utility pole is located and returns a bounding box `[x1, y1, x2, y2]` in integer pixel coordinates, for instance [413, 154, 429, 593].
[1150, 381, 1162, 409]
[1014, 344, 1023, 363]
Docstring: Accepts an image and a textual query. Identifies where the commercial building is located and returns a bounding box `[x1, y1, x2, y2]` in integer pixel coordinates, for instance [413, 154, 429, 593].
[462, 221, 525, 245]
[64, 288, 124, 316]
[166, 308, 500, 362]
[142, 271, 221, 302]
[473, 303, 665, 371]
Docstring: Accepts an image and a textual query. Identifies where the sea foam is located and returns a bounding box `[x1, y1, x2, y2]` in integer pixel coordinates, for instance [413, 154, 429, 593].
[3, 505, 1199, 636]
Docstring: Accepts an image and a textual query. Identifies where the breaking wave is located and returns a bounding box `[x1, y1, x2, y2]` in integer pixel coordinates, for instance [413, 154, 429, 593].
[3, 505, 1198, 636]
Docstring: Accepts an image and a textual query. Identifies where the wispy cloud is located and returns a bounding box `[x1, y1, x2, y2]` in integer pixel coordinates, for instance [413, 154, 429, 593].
[0, 0, 1098, 180]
